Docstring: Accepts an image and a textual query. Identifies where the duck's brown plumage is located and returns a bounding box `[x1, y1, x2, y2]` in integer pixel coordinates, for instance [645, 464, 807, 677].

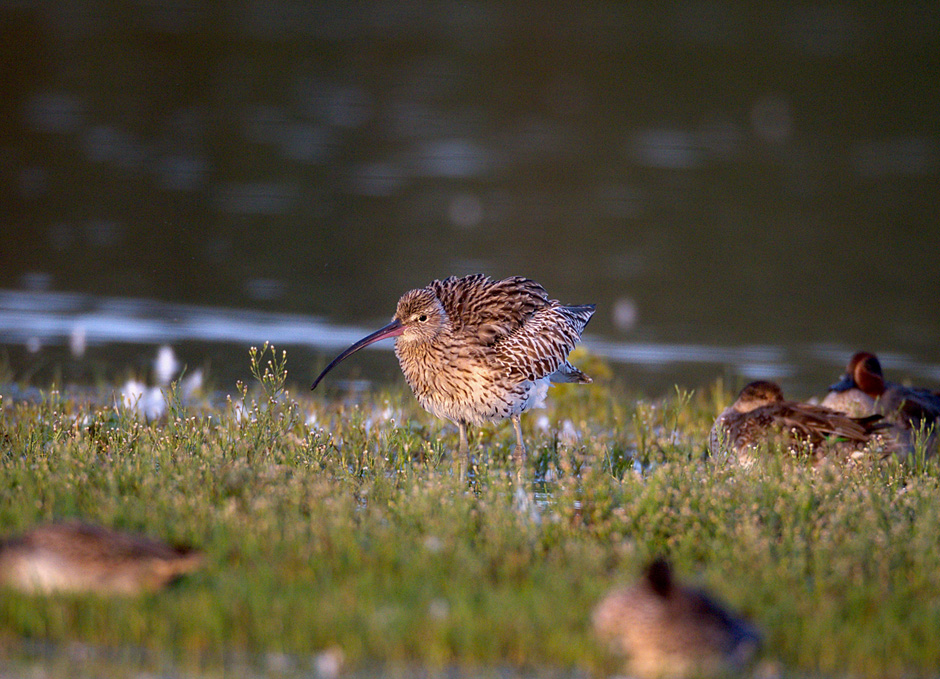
[823, 351, 940, 460]
[593, 558, 761, 678]
[0, 522, 204, 595]
[710, 380, 887, 465]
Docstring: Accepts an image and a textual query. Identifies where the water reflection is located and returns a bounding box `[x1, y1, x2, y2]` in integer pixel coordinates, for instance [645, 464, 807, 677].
[4, 289, 939, 394]
[26, 90, 85, 134]
[2, 2, 939, 396]
[0, 289, 366, 351]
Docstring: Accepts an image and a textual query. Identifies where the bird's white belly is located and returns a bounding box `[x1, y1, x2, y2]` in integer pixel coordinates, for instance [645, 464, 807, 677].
[407, 366, 551, 426]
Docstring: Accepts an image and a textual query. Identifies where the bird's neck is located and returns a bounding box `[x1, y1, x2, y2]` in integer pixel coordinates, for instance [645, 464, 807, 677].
[394, 339, 446, 398]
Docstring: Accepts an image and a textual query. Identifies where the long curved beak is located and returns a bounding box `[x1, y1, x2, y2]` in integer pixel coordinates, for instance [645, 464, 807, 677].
[311, 319, 405, 390]
[828, 373, 855, 392]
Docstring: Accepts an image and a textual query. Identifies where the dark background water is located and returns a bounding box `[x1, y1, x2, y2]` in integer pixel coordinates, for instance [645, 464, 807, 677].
[2, 2, 939, 397]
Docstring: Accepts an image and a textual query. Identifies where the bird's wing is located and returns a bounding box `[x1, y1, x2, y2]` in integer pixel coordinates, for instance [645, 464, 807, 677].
[492, 303, 593, 382]
[433, 275, 551, 344]
[780, 403, 872, 443]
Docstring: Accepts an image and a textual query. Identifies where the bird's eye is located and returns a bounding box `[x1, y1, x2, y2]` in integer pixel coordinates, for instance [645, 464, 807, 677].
[418, 314, 428, 322]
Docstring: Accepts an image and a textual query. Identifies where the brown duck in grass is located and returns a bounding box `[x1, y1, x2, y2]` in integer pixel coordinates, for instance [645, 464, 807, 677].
[822, 351, 940, 460]
[0, 522, 203, 595]
[710, 380, 888, 466]
[593, 558, 761, 678]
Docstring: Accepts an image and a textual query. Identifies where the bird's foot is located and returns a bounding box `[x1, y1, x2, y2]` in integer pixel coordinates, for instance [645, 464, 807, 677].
[458, 452, 480, 486]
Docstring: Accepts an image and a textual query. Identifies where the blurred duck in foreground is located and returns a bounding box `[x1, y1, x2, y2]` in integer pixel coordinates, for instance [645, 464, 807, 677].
[710, 380, 887, 466]
[593, 558, 761, 678]
[0, 522, 203, 595]
[822, 351, 940, 460]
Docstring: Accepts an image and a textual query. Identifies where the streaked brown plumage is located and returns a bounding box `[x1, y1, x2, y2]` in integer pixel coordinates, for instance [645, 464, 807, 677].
[312, 274, 595, 461]
[0, 522, 204, 595]
[710, 380, 887, 466]
[593, 558, 761, 678]
[822, 351, 940, 460]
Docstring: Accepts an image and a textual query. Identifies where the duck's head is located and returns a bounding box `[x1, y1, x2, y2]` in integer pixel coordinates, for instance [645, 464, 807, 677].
[830, 351, 885, 398]
[733, 381, 784, 413]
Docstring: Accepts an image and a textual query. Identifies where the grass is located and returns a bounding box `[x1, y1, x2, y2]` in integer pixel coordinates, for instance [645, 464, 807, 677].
[1, 344, 940, 677]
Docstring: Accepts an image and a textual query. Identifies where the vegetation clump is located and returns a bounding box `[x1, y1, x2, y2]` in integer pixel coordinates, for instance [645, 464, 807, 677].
[1, 344, 939, 677]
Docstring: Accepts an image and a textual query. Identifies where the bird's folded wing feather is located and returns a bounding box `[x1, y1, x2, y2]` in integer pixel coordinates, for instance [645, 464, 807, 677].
[434, 275, 551, 343]
[781, 404, 870, 442]
[492, 304, 589, 382]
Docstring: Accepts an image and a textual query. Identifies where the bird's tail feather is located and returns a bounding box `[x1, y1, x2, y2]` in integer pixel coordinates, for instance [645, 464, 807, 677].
[562, 304, 596, 335]
[550, 361, 592, 384]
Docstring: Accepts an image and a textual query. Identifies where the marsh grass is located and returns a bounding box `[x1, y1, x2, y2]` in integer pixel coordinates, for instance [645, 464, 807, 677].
[1, 345, 940, 677]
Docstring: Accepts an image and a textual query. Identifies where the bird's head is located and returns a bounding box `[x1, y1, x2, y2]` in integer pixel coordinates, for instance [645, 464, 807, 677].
[393, 287, 447, 346]
[733, 381, 784, 412]
[310, 285, 449, 390]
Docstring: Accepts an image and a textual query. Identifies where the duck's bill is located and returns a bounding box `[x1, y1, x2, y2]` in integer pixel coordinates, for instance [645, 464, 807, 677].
[311, 319, 404, 390]
[828, 374, 855, 392]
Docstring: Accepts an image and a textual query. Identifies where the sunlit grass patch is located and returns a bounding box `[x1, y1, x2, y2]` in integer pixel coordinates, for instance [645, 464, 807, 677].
[1, 345, 940, 676]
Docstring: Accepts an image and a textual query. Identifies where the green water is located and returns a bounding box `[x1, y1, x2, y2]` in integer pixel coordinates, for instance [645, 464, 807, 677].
[2, 2, 938, 395]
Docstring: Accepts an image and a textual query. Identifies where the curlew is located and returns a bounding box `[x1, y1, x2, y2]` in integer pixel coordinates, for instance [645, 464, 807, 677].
[0, 522, 204, 595]
[710, 380, 888, 466]
[311, 274, 595, 462]
[593, 558, 761, 678]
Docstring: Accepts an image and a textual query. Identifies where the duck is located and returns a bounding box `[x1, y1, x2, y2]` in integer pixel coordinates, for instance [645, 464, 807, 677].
[710, 380, 887, 466]
[0, 522, 204, 595]
[822, 351, 940, 460]
[593, 558, 761, 678]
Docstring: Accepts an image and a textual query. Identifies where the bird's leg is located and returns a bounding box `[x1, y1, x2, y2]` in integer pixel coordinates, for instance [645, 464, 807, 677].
[458, 421, 470, 460]
[511, 414, 527, 467]
[457, 421, 474, 484]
